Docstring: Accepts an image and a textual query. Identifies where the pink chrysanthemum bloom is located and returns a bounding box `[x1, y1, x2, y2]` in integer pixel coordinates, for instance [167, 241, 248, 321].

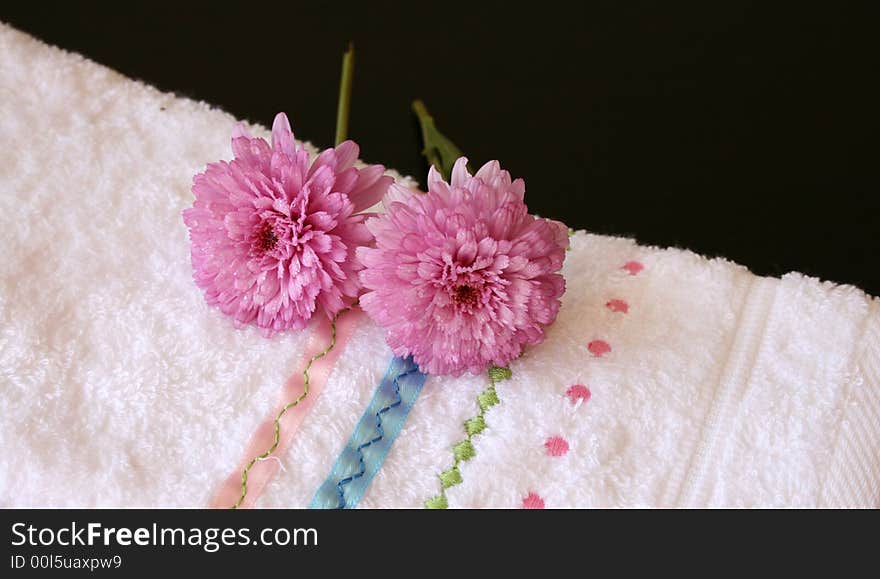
[183, 113, 392, 336]
[358, 158, 569, 376]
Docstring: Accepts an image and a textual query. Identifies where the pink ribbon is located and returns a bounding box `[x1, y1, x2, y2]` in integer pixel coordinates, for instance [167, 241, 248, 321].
[210, 308, 364, 509]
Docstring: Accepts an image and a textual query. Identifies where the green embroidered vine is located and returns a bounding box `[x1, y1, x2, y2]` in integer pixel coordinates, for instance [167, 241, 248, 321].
[231, 306, 351, 509]
[425, 365, 511, 509]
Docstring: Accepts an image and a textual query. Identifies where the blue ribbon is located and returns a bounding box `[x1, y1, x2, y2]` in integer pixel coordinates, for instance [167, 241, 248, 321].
[309, 355, 428, 509]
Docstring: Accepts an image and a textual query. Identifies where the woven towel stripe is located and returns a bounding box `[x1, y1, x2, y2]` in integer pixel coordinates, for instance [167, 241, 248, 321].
[309, 356, 428, 509]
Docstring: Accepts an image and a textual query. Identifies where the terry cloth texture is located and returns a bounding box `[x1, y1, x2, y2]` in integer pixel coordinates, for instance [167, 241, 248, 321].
[1, 23, 878, 508]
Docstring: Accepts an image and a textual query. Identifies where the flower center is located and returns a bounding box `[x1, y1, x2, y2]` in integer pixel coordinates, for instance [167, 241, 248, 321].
[452, 284, 479, 308]
[257, 222, 279, 253]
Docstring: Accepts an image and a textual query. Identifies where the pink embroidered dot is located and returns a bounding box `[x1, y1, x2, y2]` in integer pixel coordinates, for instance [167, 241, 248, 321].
[522, 492, 545, 509]
[606, 298, 629, 313]
[544, 436, 570, 457]
[622, 261, 644, 275]
[566, 384, 592, 404]
[588, 339, 611, 357]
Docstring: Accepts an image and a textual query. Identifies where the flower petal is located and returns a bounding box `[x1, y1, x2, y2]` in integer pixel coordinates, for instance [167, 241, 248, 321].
[427, 165, 451, 198]
[349, 165, 393, 213]
[382, 182, 420, 209]
[232, 123, 252, 140]
[333, 140, 359, 171]
[450, 157, 471, 188]
[231, 136, 272, 171]
[271, 113, 296, 156]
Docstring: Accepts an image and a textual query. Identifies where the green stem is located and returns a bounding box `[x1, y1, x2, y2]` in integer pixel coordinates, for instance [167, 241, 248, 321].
[412, 99, 468, 181]
[335, 43, 355, 146]
[412, 100, 443, 175]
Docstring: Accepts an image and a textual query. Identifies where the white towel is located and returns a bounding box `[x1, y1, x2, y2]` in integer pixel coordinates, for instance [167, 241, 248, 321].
[1, 23, 877, 508]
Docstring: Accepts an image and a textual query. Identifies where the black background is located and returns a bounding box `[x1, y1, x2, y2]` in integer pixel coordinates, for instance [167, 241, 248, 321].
[3, 2, 877, 294]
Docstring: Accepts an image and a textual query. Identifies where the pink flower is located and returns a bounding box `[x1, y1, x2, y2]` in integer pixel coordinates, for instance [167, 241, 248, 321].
[183, 113, 392, 336]
[358, 158, 569, 376]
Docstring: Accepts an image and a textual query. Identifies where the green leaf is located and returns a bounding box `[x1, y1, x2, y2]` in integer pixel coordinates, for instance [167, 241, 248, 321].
[412, 99, 468, 181]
